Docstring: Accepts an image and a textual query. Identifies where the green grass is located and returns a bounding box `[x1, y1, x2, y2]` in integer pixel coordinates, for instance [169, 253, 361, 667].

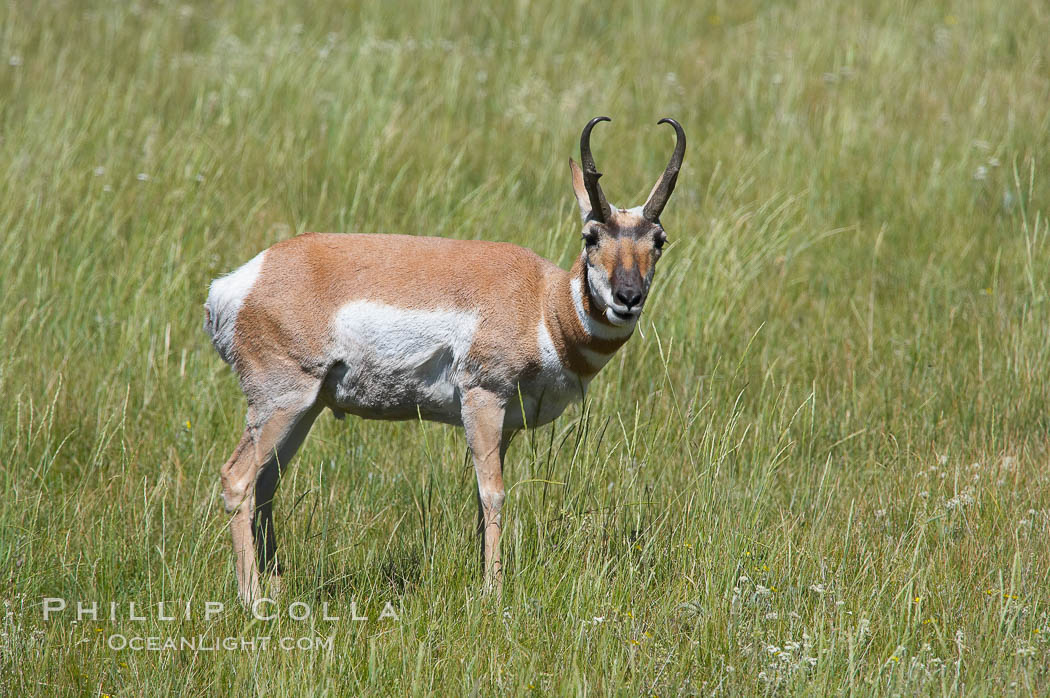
[2, 0, 1050, 694]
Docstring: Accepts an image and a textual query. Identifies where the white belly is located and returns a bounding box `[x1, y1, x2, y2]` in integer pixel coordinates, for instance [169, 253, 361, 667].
[323, 301, 590, 430]
[325, 302, 479, 424]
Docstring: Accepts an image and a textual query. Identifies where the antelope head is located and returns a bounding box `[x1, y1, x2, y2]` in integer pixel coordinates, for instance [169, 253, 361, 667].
[569, 116, 686, 326]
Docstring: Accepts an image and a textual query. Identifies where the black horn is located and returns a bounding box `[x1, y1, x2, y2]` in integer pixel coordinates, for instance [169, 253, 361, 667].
[642, 118, 686, 222]
[580, 116, 612, 223]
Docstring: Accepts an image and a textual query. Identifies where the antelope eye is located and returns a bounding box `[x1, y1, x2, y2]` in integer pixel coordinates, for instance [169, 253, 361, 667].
[654, 231, 667, 249]
[582, 229, 600, 247]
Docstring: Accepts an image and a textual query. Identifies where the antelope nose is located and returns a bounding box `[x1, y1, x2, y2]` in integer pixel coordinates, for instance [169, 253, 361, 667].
[615, 288, 642, 309]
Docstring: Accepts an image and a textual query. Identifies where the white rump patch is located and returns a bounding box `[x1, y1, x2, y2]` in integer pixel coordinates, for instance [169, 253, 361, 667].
[204, 250, 266, 365]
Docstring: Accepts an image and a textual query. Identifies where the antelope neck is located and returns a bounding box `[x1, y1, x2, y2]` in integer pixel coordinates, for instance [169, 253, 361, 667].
[542, 254, 635, 377]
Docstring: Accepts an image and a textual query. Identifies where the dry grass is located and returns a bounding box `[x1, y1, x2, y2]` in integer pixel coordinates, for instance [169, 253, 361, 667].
[2, 0, 1050, 694]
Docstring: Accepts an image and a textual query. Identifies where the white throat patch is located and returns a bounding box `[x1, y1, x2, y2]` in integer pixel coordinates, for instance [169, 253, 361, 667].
[570, 276, 636, 339]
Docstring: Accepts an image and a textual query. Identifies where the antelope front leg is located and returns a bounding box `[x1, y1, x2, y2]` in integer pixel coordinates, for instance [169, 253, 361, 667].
[461, 388, 507, 595]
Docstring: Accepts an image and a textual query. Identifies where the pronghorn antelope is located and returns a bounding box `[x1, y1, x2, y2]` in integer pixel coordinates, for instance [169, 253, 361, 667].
[205, 117, 685, 603]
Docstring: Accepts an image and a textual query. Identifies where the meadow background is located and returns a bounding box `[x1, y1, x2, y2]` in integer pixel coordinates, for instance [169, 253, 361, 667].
[2, 0, 1050, 694]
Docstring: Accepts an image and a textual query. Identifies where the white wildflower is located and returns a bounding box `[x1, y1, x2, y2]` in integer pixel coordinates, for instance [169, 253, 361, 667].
[944, 487, 975, 511]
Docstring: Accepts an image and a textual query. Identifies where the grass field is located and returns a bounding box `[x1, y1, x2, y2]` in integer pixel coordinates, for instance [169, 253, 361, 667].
[3, 0, 1050, 694]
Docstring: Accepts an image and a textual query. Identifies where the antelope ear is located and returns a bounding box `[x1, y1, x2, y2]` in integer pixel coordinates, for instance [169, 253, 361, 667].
[568, 158, 592, 221]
